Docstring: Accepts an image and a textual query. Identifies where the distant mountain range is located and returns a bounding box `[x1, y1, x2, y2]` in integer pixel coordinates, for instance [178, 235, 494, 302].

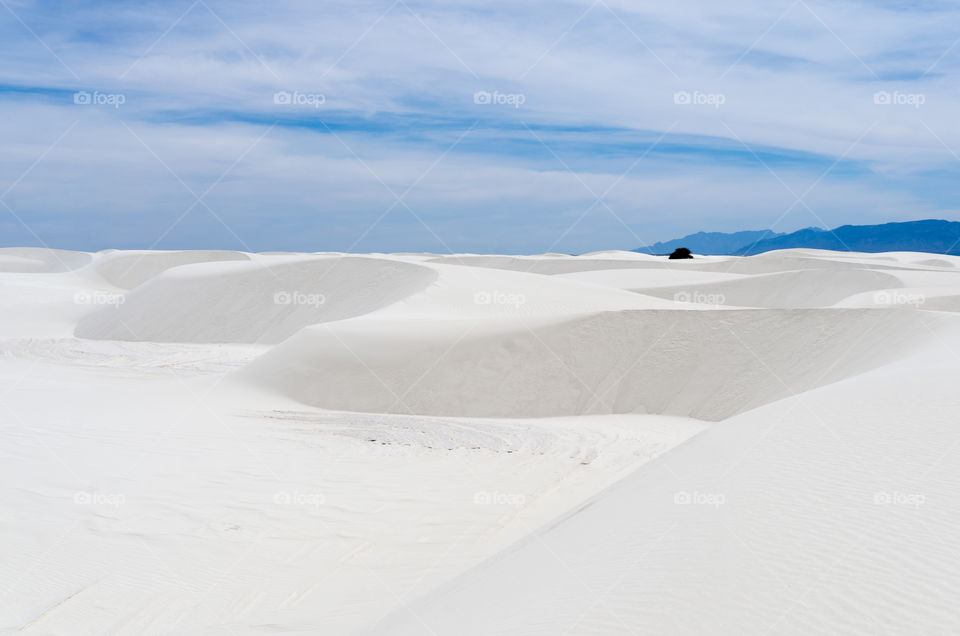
[635, 230, 783, 255]
[635, 220, 960, 256]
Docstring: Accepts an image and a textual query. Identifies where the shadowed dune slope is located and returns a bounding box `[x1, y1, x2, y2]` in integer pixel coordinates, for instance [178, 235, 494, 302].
[75, 256, 438, 344]
[365, 336, 960, 635]
[93, 250, 251, 289]
[235, 307, 942, 420]
[636, 268, 905, 308]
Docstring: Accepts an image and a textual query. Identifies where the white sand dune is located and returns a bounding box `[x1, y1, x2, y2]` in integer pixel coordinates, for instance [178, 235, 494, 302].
[368, 329, 960, 635]
[3, 247, 960, 635]
[424, 253, 673, 275]
[92, 249, 251, 289]
[557, 267, 751, 290]
[686, 250, 928, 275]
[236, 308, 939, 420]
[0, 247, 92, 273]
[75, 255, 438, 344]
[634, 268, 907, 308]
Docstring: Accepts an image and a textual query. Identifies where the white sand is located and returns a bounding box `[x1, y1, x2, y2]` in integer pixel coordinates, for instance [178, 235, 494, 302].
[2, 248, 959, 634]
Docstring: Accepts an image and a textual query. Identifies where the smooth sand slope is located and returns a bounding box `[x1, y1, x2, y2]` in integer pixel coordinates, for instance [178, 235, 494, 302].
[369, 335, 960, 635]
[2, 248, 959, 635]
[75, 255, 439, 344]
[236, 308, 937, 420]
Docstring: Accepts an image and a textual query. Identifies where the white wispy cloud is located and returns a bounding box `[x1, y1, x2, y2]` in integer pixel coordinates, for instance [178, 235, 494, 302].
[1, 0, 959, 251]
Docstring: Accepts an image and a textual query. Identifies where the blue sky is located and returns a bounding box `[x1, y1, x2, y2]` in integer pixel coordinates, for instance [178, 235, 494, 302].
[1, 0, 959, 253]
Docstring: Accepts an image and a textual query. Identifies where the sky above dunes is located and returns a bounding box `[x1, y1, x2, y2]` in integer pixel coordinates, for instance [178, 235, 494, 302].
[2, 0, 960, 253]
